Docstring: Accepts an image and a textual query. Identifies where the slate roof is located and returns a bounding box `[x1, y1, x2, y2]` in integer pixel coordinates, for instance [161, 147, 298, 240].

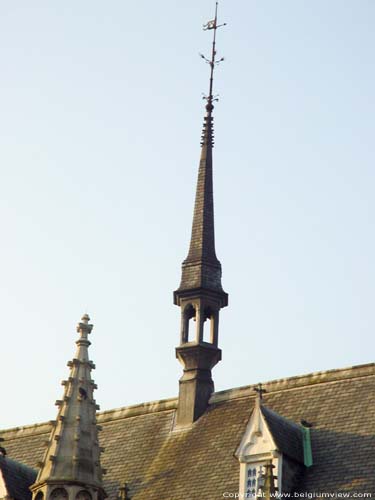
[0, 454, 36, 500]
[1, 363, 374, 500]
[261, 405, 305, 464]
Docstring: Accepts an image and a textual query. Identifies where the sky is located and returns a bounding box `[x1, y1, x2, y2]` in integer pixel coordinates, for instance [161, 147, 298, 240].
[1, 1, 374, 429]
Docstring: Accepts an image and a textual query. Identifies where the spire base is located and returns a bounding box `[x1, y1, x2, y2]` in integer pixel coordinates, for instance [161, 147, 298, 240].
[175, 343, 221, 427]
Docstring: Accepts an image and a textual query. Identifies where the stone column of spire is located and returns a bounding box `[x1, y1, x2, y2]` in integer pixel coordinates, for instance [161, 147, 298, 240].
[173, 4, 228, 428]
[30, 314, 106, 500]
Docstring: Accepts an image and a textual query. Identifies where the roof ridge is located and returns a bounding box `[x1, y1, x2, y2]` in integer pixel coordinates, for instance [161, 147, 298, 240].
[211, 362, 375, 404]
[1, 362, 373, 435]
[0, 423, 51, 439]
[0, 398, 179, 437]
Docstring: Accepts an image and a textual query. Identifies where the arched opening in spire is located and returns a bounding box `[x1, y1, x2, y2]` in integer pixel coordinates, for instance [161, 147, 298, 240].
[76, 491, 92, 500]
[50, 488, 68, 500]
[202, 307, 212, 343]
[202, 306, 218, 344]
[182, 304, 196, 343]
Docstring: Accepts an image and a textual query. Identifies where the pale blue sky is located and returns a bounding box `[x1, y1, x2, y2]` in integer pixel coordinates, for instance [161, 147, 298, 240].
[1, 1, 374, 429]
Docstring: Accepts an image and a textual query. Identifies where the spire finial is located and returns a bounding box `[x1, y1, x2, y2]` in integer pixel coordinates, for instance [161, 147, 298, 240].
[81, 313, 90, 323]
[200, 2, 226, 115]
[77, 312, 93, 338]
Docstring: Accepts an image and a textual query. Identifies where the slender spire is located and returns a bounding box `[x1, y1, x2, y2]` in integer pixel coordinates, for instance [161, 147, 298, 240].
[30, 314, 106, 500]
[175, 1, 227, 301]
[173, 4, 228, 428]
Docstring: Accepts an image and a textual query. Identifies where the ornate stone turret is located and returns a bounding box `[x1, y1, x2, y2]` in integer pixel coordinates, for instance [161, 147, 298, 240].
[30, 314, 106, 500]
[174, 3, 228, 428]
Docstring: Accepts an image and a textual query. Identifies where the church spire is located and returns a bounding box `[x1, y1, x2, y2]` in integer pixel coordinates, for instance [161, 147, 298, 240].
[30, 314, 106, 500]
[175, 1, 227, 297]
[174, 3, 228, 428]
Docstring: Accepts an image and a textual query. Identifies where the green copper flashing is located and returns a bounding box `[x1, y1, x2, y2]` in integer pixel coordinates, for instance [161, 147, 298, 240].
[302, 427, 313, 467]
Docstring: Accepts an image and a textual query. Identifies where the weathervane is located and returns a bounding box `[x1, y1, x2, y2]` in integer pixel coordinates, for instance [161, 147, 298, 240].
[200, 2, 226, 110]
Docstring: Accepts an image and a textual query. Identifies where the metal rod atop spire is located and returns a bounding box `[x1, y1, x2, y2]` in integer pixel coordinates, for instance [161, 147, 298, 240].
[200, 2, 226, 111]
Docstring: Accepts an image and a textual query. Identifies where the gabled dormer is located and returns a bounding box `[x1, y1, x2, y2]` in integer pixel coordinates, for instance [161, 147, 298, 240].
[235, 391, 313, 496]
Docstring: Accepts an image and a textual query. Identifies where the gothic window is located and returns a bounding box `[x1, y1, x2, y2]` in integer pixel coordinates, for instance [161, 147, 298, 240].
[35, 493, 44, 500]
[49, 488, 68, 500]
[76, 491, 92, 500]
[245, 464, 264, 497]
[247, 466, 257, 477]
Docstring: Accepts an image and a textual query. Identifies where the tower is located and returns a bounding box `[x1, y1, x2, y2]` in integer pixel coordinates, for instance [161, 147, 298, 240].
[30, 314, 106, 500]
[173, 3, 228, 428]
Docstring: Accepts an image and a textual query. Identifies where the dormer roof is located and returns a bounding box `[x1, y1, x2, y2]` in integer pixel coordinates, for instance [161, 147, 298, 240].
[260, 405, 305, 464]
[0, 454, 36, 500]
